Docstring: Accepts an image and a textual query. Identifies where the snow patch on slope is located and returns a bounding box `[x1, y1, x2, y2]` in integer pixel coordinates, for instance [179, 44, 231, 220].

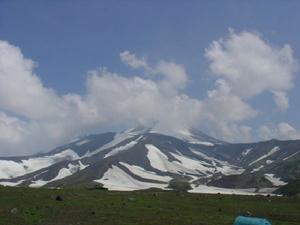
[29, 161, 88, 187]
[0, 179, 25, 187]
[283, 150, 300, 161]
[119, 162, 171, 182]
[251, 165, 264, 173]
[75, 139, 90, 146]
[83, 132, 139, 158]
[242, 148, 252, 157]
[189, 184, 257, 195]
[94, 165, 168, 191]
[0, 149, 80, 179]
[104, 136, 142, 158]
[249, 147, 280, 166]
[146, 144, 170, 173]
[217, 165, 245, 176]
[266, 160, 274, 164]
[175, 129, 215, 146]
[170, 152, 215, 175]
[264, 173, 287, 186]
[190, 149, 244, 175]
[150, 129, 215, 146]
[146, 144, 215, 177]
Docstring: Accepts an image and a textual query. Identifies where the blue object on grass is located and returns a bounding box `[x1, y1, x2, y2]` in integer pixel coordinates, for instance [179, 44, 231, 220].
[233, 216, 272, 225]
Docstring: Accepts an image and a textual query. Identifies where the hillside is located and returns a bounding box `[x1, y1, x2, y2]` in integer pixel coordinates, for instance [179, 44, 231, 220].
[1, 128, 300, 194]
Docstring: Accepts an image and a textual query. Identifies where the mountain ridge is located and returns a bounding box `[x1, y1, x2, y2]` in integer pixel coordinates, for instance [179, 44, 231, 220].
[0, 128, 299, 195]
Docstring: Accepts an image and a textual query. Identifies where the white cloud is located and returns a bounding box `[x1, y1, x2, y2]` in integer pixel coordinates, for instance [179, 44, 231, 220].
[205, 29, 298, 110]
[259, 123, 300, 140]
[0, 41, 66, 120]
[120, 51, 148, 69]
[155, 61, 188, 89]
[0, 42, 200, 155]
[210, 123, 253, 143]
[0, 30, 299, 155]
[80, 68, 200, 131]
[205, 80, 257, 123]
[121, 51, 257, 141]
[199, 80, 256, 142]
[0, 112, 27, 144]
[120, 50, 188, 90]
[202, 29, 298, 142]
[272, 91, 289, 111]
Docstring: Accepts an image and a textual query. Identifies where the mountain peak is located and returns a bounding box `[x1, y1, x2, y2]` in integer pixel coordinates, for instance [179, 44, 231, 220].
[124, 126, 223, 146]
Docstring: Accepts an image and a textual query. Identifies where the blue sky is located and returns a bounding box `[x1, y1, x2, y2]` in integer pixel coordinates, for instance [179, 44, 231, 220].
[0, 1, 300, 155]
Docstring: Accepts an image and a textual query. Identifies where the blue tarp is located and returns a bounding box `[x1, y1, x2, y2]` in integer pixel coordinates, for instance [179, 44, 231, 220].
[233, 216, 272, 225]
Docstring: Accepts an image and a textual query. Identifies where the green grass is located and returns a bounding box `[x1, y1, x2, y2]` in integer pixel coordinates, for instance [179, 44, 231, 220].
[0, 186, 299, 225]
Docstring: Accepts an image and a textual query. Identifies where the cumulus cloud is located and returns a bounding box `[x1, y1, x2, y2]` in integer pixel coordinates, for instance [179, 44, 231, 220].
[202, 29, 298, 141]
[200, 80, 256, 142]
[205, 29, 298, 110]
[0, 30, 299, 155]
[72, 68, 199, 129]
[259, 123, 300, 140]
[0, 41, 65, 120]
[120, 50, 188, 90]
[156, 61, 188, 90]
[0, 42, 199, 155]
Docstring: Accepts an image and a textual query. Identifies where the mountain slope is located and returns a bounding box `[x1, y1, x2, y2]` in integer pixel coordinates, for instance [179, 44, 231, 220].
[0, 128, 299, 195]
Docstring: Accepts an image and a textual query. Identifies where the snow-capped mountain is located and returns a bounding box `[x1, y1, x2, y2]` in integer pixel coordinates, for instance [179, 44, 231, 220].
[0, 128, 299, 195]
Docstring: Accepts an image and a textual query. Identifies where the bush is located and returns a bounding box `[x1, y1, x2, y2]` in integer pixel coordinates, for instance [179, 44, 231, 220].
[168, 179, 191, 192]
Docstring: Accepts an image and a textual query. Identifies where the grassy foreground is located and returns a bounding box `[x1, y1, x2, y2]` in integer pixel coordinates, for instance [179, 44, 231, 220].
[0, 186, 299, 225]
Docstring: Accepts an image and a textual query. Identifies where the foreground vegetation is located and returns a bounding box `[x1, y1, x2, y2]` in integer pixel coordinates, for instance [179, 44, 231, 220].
[0, 186, 299, 225]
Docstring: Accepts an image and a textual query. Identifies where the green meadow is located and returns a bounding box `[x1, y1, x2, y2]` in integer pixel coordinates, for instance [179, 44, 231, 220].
[0, 186, 299, 225]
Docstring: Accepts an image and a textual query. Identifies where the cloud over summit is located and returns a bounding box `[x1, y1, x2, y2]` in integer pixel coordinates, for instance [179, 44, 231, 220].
[0, 30, 299, 156]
